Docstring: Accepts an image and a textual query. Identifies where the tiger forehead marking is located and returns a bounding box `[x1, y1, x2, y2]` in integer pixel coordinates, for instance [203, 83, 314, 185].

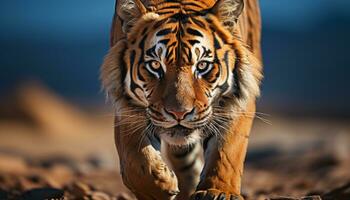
[150, 0, 214, 15]
[146, 17, 215, 68]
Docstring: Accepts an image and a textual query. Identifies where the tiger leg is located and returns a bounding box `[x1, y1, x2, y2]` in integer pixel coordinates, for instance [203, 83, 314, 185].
[164, 142, 203, 200]
[190, 102, 256, 200]
[115, 113, 179, 199]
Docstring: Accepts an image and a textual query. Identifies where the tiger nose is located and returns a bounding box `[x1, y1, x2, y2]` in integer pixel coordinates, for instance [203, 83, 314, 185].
[165, 108, 192, 120]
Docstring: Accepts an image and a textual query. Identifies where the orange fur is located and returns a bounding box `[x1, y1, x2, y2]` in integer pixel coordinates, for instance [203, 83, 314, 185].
[101, 0, 262, 199]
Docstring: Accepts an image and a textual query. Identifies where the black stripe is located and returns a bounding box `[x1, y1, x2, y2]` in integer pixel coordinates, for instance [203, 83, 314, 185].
[224, 51, 229, 73]
[188, 39, 200, 46]
[138, 35, 147, 49]
[203, 135, 213, 151]
[138, 66, 146, 81]
[157, 10, 176, 15]
[165, 48, 174, 60]
[191, 17, 206, 28]
[165, 41, 177, 60]
[213, 34, 221, 49]
[187, 28, 203, 37]
[145, 45, 157, 58]
[156, 28, 172, 36]
[153, 18, 168, 30]
[168, 57, 175, 63]
[142, 27, 148, 35]
[176, 22, 183, 64]
[232, 57, 241, 98]
[159, 39, 170, 45]
[183, 45, 192, 62]
[146, 89, 154, 98]
[171, 13, 189, 23]
[119, 52, 127, 82]
[129, 50, 135, 69]
[183, 1, 209, 8]
[159, 5, 180, 10]
[183, 2, 205, 9]
[217, 51, 230, 92]
[205, 17, 213, 24]
[168, 41, 177, 48]
[168, 17, 178, 23]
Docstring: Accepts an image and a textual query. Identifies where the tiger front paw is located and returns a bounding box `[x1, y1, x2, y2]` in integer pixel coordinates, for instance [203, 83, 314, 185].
[190, 189, 243, 200]
[121, 149, 179, 200]
[149, 160, 179, 196]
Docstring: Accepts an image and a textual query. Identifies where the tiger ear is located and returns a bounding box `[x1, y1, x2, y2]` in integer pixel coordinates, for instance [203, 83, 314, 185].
[210, 0, 244, 29]
[118, 0, 148, 33]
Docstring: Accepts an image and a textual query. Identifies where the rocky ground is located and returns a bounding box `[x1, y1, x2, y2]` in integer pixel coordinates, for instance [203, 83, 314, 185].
[0, 85, 349, 200]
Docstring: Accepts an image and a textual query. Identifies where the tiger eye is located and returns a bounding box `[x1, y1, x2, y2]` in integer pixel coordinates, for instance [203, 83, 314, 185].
[197, 61, 208, 70]
[151, 61, 161, 69]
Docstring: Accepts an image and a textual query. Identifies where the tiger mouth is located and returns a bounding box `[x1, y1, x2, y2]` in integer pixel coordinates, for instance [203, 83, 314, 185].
[147, 107, 212, 129]
[149, 115, 210, 130]
[160, 125, 195, 136]
[157, 124, 202, 146]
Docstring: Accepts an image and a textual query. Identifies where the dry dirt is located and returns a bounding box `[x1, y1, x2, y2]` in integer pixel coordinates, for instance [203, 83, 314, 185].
[0, 85, 349, 200]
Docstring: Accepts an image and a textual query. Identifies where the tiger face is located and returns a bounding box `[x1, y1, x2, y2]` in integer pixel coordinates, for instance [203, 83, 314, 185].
[102, 0, 262, 146]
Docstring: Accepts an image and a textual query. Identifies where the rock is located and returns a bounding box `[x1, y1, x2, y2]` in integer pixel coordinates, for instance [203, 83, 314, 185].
[20, 188, 64, 200]
[0, 174, 19, 189]
[268, 196, 321, 200]
[17, 176, 43, 191]
[322, 182, 350, 200]
[116, 193, 134, 200]
[301, 196, 322, 200]
[46, 164, 74, 187]
[0, 189, 8, 199]
[68, 182, 92, 198]
[0, 154, 27, 174]
[84, 191, 111, 200]
[38, 155, 79, 172]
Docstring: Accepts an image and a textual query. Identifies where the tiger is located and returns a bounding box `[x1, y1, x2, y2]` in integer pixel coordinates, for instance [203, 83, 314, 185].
[101, 0, 262, 199]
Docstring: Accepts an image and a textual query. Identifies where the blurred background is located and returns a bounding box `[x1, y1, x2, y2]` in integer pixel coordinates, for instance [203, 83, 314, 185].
[0, 1, 349, 200]
[1, 0, 349, 115]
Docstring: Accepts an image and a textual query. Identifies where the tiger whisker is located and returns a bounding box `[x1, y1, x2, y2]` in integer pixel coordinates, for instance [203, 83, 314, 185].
[138, 123, 153, 151]
[212, 107, 270, 116]
[114, 119, 146, 128]
[124, 123, 149, 137]
[212, 108, 272, 125]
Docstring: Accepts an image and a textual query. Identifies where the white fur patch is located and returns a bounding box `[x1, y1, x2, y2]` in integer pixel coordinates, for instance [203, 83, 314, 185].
[160, 129, 202, 146]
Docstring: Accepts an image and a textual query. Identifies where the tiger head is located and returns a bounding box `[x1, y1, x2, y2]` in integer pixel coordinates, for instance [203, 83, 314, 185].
[101, 0, 262, 145]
